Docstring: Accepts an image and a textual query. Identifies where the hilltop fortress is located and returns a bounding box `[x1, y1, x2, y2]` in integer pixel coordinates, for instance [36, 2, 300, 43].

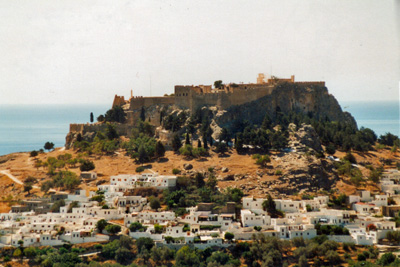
[67, 74, 356, 148]
[112, 74, 325, 126]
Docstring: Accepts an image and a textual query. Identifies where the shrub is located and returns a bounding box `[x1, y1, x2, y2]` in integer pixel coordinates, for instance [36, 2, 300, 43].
[150, 197, 161, 210]
[357, 253, 366, 261]
[80, 159, 95, 171]
[224, 232, 234, 241]
[136, 166, 145, 173]
[275, 170, 282, 175]
[105, 224, 121, 235]
[30, 150, 38, 157]
[343, 152, 357, 164]
[172, 168, 181, 175]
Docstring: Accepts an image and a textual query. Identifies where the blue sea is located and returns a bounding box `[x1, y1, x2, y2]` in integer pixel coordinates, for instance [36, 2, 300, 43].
[0, 101, 398, 156]
[0, 104, 108, 156]
[342, 101, 399, 138]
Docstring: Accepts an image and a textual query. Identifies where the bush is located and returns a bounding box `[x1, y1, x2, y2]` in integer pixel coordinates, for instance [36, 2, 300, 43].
[275, 170, 282, 175]
[96, 219, 108, 233]
[224, 232, 234, 241]
[136, 166, 145, 173]
[343, 152, 357, 164]
[94, 244, 103, 250]
[357, 253, 366, 261]
[101, 240, 120, 259]
[105, 224, 121, 235]
[30, 150, 39, 157]
[80, 159, 95, 171]
[150, 197, 161, 210]
[378, 252, 396, 265]
[172, 168, 181, 175]
[129, 222, 147, 232]
[136, 237, 154, 253]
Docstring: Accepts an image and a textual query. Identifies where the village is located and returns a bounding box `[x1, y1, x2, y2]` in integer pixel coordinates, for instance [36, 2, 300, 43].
[1, 168, 400, 250]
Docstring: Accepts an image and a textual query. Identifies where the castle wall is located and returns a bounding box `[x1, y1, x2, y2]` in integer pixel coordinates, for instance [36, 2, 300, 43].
[174, 84, 274, 112]
[69, 123, 132, 137]
[295, 81, 325, 87]
[129, 96, 175, 111]
[188, 85, 274, 112]
[112, 95, 126, 108]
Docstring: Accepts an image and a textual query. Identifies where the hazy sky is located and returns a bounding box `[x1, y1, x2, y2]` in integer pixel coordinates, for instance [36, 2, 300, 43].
[0, 0, 399, 106]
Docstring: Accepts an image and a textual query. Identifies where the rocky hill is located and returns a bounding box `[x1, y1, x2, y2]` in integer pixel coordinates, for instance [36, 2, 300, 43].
[215, 82, 356, 130]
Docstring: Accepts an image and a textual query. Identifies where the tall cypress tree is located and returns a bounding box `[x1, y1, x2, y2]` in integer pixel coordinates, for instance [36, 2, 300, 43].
[140, 107, 146, 121]
[185, 133, 191, 145]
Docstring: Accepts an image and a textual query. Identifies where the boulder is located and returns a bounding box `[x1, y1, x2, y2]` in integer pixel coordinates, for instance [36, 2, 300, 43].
[221, 167, 229, 173]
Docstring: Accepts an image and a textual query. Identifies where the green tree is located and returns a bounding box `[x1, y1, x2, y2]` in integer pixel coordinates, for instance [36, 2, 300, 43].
[344, 152, 357, 164]
[235, 134, 244, 153]
[253, 154, 271, 168]
[129, 222, 146, 232]
[23, 247, 37, 259]
[90, 112, 94, 123]
[50, 199, 65, 212]
[185, 132, 191, 145]
[215, 142, 228, 154]
[136, 237, 154, 253]
[104, 105, 126, 123]
[155, 141, 165, 158]
[298, 255, 308, 267]
[105, 224, 121, 235]
[150, 197, 161, 210]
[101, 240, 120, 259]
[325, 250, 341, 265]
[30, 150, 38, 157]
[224, 232, 234, 241]
[80, 159, 95, 171]
[44, 141, 55, 151]
[96, 219, 108, 233]
[325, 143, 336, 155]
[175, 246, 200, 267]
[115, 247, 134, 264]
[24, 183, 33, 195]
[378, 252, 396, 265]
[172, 134, 182, 152]
[262, 194, 277, 214]
[13, 248, 22, 258]
[140, 106, 146, 121]
[214, 80, 223, 89]
[219, 127, 230, 143]
[138, 143, 149, 164]
[154, 223, 164, 234]
[97, 114, 105, 122]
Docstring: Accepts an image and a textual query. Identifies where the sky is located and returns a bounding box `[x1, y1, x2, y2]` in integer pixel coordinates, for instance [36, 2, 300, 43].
[0, 0, 399, 105]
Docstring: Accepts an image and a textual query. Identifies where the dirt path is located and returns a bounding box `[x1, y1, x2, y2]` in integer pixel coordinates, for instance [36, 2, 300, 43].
[0, 170, 39, 189]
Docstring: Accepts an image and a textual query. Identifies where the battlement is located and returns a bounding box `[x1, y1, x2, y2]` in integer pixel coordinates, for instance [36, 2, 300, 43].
[112, 94, 126, 108]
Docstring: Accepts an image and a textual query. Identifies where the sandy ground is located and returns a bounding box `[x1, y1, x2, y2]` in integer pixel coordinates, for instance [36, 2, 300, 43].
[0, 146, 398, 201]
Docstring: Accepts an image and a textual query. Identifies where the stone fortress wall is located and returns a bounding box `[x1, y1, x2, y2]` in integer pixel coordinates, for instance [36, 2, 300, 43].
[69, 123, 132, 137]
[122, 74, 324, 113]
[68, 74, 326, 136]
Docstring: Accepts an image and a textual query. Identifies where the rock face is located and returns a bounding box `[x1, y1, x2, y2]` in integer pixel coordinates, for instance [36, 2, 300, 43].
[215, 82, 357, 130]
[288, 123, 322, 152]
[261, 153, 337, 195]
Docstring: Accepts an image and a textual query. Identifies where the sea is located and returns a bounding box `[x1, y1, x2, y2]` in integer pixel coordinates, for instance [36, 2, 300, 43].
[0, 104, 108, 156]
[0, 101, 399, 156]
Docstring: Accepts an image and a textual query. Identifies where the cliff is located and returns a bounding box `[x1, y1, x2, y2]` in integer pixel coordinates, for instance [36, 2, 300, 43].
[215, 82, 357, 130]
